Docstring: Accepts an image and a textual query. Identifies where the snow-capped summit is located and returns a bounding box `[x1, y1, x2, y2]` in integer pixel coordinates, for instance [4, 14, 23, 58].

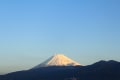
[33, 54, 81, 69]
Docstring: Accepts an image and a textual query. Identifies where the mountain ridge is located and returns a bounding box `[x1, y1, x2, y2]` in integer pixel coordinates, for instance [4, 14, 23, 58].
[0, 60, 120, 80]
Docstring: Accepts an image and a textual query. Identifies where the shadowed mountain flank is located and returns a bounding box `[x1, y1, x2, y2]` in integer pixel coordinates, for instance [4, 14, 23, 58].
[0, 60, 120, 80]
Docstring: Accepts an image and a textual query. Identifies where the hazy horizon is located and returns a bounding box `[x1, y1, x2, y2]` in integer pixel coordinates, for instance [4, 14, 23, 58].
[0, 0, 120, 74]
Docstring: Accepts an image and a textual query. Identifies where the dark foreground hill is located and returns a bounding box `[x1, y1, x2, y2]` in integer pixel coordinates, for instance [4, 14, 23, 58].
[0, 60, 120, 80]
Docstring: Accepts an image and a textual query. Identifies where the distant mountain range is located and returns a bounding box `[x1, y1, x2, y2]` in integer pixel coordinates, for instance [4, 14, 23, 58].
[0, 60, 120, 80]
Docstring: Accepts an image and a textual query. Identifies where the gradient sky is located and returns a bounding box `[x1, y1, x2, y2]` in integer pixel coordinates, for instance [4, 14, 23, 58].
[0, 0, 120, 74]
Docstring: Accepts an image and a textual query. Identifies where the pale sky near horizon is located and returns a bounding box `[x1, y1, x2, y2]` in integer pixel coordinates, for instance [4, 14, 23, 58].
[0, 0, 120, 74]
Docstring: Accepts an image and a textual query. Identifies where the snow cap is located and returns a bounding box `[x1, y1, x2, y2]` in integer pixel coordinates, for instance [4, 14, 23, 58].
[33, 54, 81, 69]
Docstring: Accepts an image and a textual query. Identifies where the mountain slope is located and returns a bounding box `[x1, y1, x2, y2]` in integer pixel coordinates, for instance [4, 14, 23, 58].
[76, 60, 120, 80]
[33, 54, 81, 69]
[1, 60, 120, 80]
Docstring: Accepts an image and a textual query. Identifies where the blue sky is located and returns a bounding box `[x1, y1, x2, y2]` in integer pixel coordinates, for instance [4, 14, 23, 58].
[0, 0, 120, 74]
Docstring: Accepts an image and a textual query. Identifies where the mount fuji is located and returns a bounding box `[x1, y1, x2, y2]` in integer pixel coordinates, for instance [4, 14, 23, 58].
[33, 54, 81, 69]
